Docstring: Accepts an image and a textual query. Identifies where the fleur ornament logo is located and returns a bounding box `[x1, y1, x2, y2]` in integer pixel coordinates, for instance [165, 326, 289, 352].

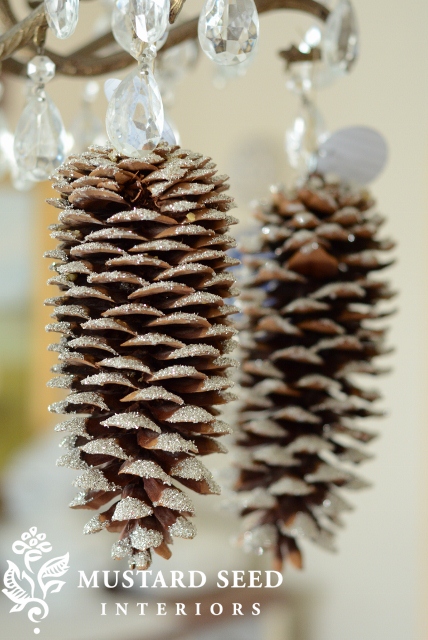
[2, 526, 70, 634]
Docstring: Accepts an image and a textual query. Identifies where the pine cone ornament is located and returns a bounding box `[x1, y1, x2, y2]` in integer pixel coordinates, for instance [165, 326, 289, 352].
[235, 175, 394, 570]
[45, 142, 239, 569]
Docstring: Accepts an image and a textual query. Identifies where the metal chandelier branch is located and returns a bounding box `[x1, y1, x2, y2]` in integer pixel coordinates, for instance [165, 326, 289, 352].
[0, 0, 329, 77]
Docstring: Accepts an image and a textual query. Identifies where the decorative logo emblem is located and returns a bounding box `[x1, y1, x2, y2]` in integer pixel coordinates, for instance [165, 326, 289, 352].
[2, 526, 70, 634]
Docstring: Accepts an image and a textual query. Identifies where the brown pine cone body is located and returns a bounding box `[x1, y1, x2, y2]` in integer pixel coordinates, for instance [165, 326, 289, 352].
[235, 175, 394, 570]
[45, 143, 239, 569]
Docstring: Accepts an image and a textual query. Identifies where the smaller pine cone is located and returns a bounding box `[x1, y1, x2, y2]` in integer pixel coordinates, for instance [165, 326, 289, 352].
[235, 175, 394, 570]
[45, 143, 239, 569]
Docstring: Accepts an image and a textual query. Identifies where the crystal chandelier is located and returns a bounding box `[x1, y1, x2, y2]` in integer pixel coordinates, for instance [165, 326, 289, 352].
[0, 0, 358, 185]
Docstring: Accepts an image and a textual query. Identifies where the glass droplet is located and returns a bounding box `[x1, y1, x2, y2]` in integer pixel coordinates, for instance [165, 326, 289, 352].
[14, 88, 66, 181]
[27, 56, 56, 85]
[130, 0, 170, 44]
[285, 98, 328, 176]
[323, 0, 359, 71]
[106, 66, 164, 157]
[113, 0, 169, 54]
[198, 0, 259, 66]
[44, 0, 79, 39]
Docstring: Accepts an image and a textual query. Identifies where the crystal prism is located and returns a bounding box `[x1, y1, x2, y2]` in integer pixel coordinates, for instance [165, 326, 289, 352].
[130, 0, 170, 44]
[0, 108, 12, 180]
[106, 66, 164, 157]
[113, 0, 169, 53]
[323, 0, 358, 71]
[44, 0, 79, 39]
[14, 88, 66, 181]
[198, 0, 259, 66]
[285, 99, 327, 176]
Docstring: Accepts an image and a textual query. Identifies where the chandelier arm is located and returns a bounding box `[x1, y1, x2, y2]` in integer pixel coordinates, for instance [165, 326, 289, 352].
[0, 0, 329, 75]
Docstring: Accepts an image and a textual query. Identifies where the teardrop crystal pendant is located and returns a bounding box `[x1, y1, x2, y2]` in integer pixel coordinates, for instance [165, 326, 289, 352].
[323, 0, 359, 71]
[198, 0, 259, 66]
[285, 98, 328, 176]
[14, 88, 66, 181]
[113, 0, 169, 54]
[130, 0, 170, 44]
[44, 0, 79, 39]
[106, 66, 164, 157]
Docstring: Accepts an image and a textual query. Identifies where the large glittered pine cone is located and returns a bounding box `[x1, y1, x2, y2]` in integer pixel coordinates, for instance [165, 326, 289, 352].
[45, 142, 240, 570]
[235, 174, 394, 570]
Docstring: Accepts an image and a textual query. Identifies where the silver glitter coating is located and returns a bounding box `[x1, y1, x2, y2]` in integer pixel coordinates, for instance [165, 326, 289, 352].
[164, 344, 220, 359]
[81, 372, 137, 388]
[129, 550, 152, 570]
[85, 227, 145, 242]
[268, 476, 314, 496]
[112, 497, 153, 521]
[59, 435, 78, 451]
[119, 459, 171, 484]
[103, 303, 163, 317]
[73, 468, 120, 491]
[57, 261, 92, 275]
[167, 406, 215, 423]
[205, 233, 236, 247]
[205, 324, 237, 338]
[107, 209, 164, 223]
[170, 457, 208, 480]
[47, 275, 74, 288]
[129, 281, 193, 298]
[161, 182, 215, 198]
[160, 200, 199, 213]
[83, 515, 109, 535]
[122, 333, 185, 348]
[304, 463, 352, 484]
[149, 312, 209, 327]
[107, 254, 167, 267]
[130, 525, 163, 550]
[61, 391, 109, 411]
[168, 517, 196, 539]
[101, 412, 160, 432]
[157, 263, 213, 280]
[150, 433, 197, 453]
[131, 240, 190, 252]
[207, 420, 233, 435]
[51, 305, 90, 320]
[80, 438, 130, 460]
[273, 406, 321, 424]
[68, 336, 118, 354]
[124, 386, 183, 404]
[71, 242, 124, 257]
[66, 286, 114, 301]
[81, 318, 135, 334]
[54, 416, 89, 436]
[168, 292, 223, 308]
[213, 356, 239, 368]
[201, 376, 233, 392]
[180, 250, 223, 264]
[153, 488, 195, 514]
[46, 322, 73, 335]
[47, 375, 75, 389]
[87, 271, 148, 286]
[69, 492, 90, 507]
[111, 538, 133, 560]
[98, 356, 150, 373]
[57, 449, 89, 470]
[252, 444, 298, 467]
[149, 365, 205, 381]
[44, 249, 68, 261]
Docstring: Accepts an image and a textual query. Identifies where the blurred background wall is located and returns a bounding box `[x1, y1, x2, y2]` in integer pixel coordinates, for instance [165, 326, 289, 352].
[0, 1, 427, 639]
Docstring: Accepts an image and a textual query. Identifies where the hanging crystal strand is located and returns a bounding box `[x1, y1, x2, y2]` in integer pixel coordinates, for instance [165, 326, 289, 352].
[44, 0, 79, 39]
[323, 0, 359, 72]
[106, 0, 171, 157]
[198, 0, 259, 66]
[70, 81, 106, 153]
[0, 79, 13, 180]
[14, 56, 67, 181]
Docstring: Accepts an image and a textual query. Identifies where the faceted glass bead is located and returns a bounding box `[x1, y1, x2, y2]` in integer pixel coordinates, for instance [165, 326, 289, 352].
[27, 56, 56, 85]
[14, 88, 66, 181]
[198, 0, 259, 66]
[130, 0, 170, 44]
[106, 66, 164, 158]
[44, 0, 79, 40]
[113, 0, 169, 54]
[323, 0, 359, 71]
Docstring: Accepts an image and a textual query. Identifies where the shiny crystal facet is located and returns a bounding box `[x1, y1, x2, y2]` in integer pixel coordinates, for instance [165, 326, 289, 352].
[113, 0, 169, 54]
[14, 88, 66, 181]
[198, 0, 259, 66]
[27, 56, 56, 85]
[106, 67, 164, 157]
[323, 0, 359, 71]
[130, 0, 170, 44]
[285, 99, 328, 175]
[44, 0, 79, 39]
